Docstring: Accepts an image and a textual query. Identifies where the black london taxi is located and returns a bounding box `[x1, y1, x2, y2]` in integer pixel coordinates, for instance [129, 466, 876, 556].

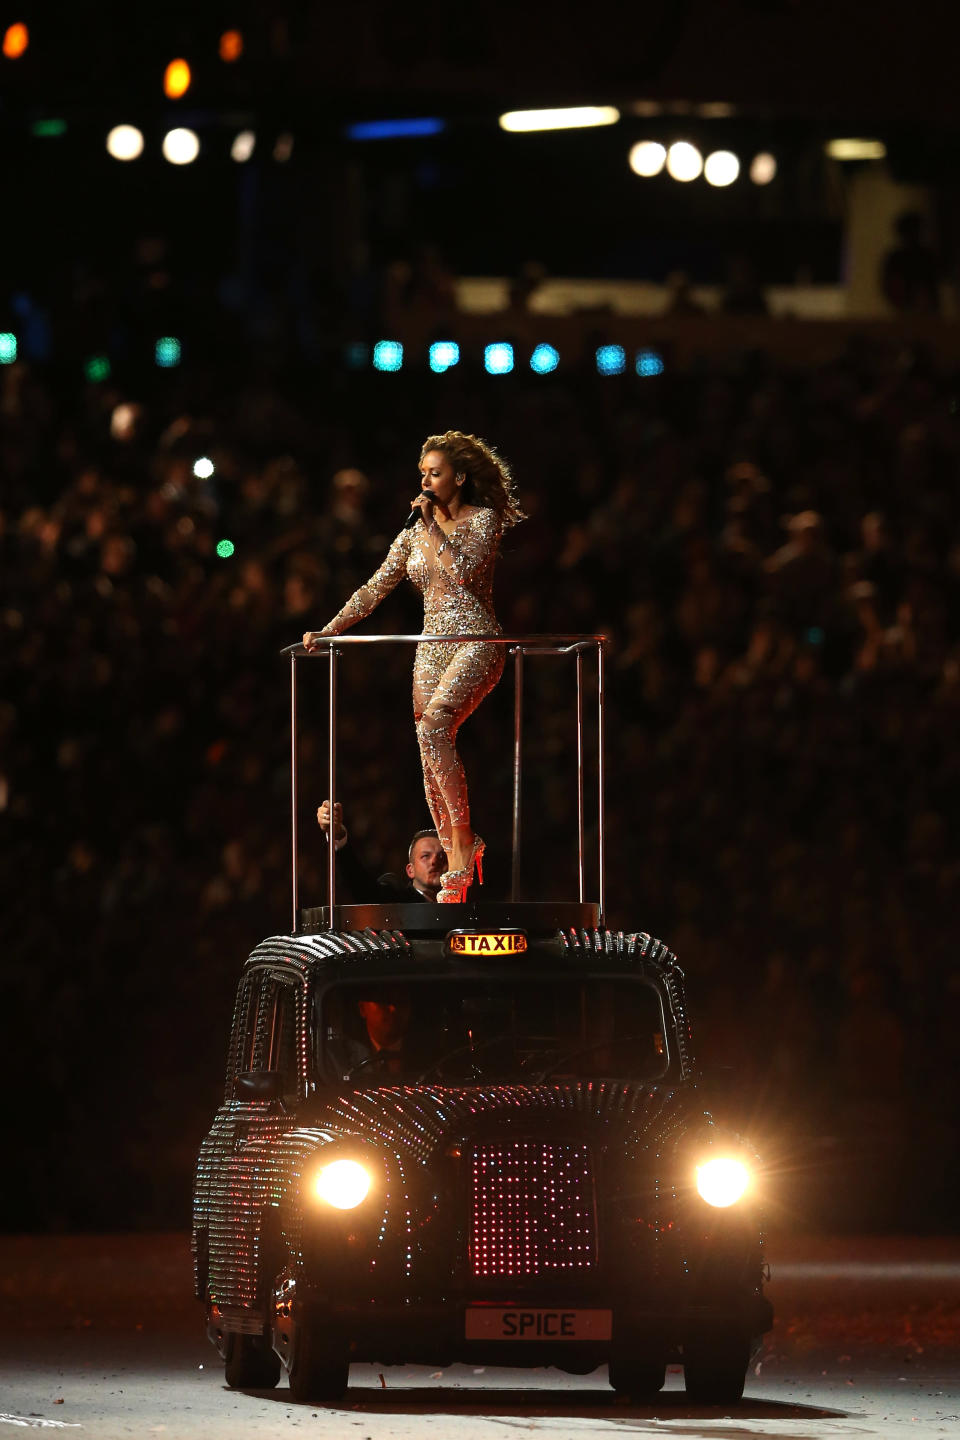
[192, 634, 772, 1404]
[192, 906, 772, 1405]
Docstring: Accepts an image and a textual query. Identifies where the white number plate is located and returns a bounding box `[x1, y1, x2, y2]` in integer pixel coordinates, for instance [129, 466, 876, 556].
[465, 1306, 612, 1341]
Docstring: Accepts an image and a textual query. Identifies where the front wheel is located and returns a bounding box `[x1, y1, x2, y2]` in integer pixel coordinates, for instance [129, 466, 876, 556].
[287, 1318, 350, 1404]
[224, 1332, 281, 1389]
[683, 1333, 748, 1404]
[608, 1357, 665, 1401]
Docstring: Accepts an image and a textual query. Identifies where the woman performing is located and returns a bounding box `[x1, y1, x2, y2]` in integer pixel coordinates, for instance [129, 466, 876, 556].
[303, 431, 525, 903]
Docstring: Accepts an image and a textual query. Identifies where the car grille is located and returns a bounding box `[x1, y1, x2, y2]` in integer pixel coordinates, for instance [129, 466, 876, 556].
[469, 1139, 597, 1278]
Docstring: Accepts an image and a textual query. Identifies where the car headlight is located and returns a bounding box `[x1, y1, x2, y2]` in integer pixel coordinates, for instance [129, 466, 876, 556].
[696, 1156, 750, 1207]
[314, 1158, 372, 1210]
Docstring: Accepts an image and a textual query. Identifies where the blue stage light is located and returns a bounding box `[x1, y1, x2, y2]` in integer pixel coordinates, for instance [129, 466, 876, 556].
[596, 345, 625, 376]
[373, 340, 403, 372]
[155, 336, 181, 368]
[0, 333, 18, 364]
[429, 341, 460, 373]
[530, 343, 559, 374]
[484, 343, 514, 375]
[344, 342, 369, 370]
[636, 348, 665, 377]
[346, 118, 445, 142]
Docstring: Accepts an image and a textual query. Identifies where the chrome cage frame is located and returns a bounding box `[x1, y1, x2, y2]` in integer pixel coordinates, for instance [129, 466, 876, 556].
[282, 634, 606, 930]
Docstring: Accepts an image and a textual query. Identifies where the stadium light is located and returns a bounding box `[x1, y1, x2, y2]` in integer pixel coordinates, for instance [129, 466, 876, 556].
[628, 141, 666, 177]
[2, 23, 28, 58]
[216, 539, 235, 559]
[155, 337, 182, 368]
[193, 457, 215, 479]
[499, 106, 619, 133]
[704, 150, 740, 187]
[84, 355, 111, 383]
[484, 343, 514, 375]
[164, 59, 192, 100]
[219, 30, 243, 62]
[231, 130, 256, 162]
[636, 349, 664, 377]
[373, 340, 403, 372]
[106, 125, 144, 161]
[666, 142, 703, 182]
[346, 118, 445, 141]
[749, 152, 777, 185]
[162, 128, 200, 165]
[32, 119, 67, 138]
[596, 345, 625, 376]
[0, 333, 17, 365]
[530, 343, 559, 374]
[429, 341, 460, 373]
[825, 138, 886, 161]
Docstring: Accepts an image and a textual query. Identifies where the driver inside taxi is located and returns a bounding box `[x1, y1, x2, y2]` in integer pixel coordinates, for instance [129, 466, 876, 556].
[336, 986, 414, 1080]
[327, 982, 667, 1085]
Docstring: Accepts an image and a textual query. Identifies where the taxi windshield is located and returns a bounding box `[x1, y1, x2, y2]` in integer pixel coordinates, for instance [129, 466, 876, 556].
[317, 976, 669, 1086]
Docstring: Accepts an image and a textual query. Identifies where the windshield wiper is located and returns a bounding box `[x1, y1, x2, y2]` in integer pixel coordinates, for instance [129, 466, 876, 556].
[524, 1034, 651, 1084]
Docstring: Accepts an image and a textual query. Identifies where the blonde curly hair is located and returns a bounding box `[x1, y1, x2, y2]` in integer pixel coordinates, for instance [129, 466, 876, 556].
[420, 430, 526, 529]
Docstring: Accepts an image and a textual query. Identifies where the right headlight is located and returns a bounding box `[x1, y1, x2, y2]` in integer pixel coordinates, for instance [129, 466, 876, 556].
[695, 1156, 751, 1208]
[313, 1158, 372, 1210]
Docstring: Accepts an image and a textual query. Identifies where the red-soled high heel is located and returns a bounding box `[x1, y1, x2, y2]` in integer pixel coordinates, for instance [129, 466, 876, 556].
[437, 835, 485, 904]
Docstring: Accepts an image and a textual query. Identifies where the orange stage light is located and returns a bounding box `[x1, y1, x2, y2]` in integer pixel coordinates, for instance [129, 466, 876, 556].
[219, 30, 243, 62]
[163, 58, 192, 100]
[3, 22, 29, 59]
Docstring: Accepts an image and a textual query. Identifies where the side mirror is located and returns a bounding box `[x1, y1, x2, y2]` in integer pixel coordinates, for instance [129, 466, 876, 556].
[235, 1070, 286, 1102]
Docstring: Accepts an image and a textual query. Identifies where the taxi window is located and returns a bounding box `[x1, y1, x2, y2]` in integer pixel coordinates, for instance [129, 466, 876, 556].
[233, 974, 300, 1097]
[316, 977, 669, 1086]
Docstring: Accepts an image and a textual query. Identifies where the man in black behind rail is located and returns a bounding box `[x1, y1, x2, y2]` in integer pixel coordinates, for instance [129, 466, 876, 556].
[317, 800, 447, 903]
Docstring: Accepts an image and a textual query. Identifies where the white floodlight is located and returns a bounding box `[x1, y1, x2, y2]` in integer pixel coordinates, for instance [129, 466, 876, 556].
[704, 150, 740, 187]
[749, 152, 777, 185]
[498, 106, 620, 133]
[666, 141, 703, 182]
[162, 128, 200, 165]
[825, 138, 886, 161]
[106, 125, 144, 161]
[628, 141, 666, 177]
[231, 130, 256, 163]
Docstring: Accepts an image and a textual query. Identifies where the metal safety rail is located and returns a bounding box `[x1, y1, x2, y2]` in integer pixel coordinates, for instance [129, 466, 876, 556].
[281, 634, 606, 931]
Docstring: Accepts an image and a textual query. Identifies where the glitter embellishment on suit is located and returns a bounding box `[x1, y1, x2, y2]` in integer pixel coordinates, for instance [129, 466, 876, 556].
[320, 507, 504, 851]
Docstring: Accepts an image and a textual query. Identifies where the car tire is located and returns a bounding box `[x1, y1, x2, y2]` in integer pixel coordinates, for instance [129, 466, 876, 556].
[224, 1333, 281, 1389]
[683, 1333, 748, 1404]
[607, 1358, 665, 1401]
[287, 1319, 350, 1404]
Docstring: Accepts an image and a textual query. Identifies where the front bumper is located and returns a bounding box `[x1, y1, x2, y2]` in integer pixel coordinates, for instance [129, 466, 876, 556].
[281, 1288, 774, 1367]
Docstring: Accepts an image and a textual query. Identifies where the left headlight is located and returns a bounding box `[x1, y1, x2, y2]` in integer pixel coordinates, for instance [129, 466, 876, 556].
[696, 1156, 751, 1208]
[313, 1158, 372, 1210]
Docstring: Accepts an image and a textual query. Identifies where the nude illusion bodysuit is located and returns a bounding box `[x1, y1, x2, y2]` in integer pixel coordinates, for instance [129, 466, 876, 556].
[321, 508, 504, 849]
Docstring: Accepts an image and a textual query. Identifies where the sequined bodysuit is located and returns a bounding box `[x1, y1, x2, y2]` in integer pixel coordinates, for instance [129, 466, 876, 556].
[321, 507, 504, 847]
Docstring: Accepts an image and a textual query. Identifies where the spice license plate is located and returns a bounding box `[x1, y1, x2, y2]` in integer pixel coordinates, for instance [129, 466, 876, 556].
[465, 1306, 612, 1341]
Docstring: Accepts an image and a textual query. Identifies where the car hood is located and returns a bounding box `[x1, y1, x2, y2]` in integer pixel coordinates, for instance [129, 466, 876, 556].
[315, 1082, 699, 1164]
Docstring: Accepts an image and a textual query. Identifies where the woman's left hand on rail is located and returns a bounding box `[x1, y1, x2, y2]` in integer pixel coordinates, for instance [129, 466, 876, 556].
[302, 630, 328, 651]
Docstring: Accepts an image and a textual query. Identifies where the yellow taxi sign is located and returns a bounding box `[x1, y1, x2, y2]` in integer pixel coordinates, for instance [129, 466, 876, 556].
[447, 930, 528, 957]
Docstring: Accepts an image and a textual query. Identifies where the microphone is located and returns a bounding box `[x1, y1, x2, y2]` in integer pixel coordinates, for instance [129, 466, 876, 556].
[404, 492, 438, 529]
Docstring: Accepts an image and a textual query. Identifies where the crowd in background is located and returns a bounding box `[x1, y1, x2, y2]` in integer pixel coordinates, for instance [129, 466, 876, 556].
[4, 326, 959, 1230]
